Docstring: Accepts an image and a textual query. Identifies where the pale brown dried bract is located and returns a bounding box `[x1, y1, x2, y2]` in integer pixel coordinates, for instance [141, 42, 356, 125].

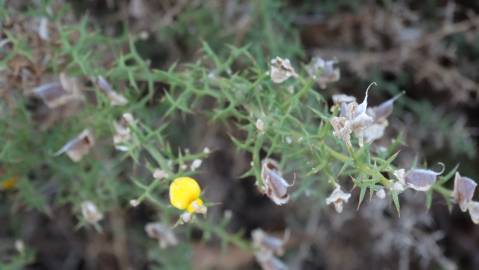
[55, 129, 95, 162]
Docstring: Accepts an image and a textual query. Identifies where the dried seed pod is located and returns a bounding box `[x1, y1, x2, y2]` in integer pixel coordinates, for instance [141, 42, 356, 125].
[468, 201, 479, 224]
[453, 172, 477, 212]
[269, 57, 298, 84]
[325, 184, 351, 213]
[81, 201, 103, 224]
[404, 165, 444, 191]
[145, 222, 178, 248]
[95, 76, 128, 106]
[260, 159, 292, 205]
[55, 129, 94, 162]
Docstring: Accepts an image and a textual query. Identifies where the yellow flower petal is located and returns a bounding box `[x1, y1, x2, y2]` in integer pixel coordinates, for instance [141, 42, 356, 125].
[1, 176, 17, 191]
[169, 177, 201, 210]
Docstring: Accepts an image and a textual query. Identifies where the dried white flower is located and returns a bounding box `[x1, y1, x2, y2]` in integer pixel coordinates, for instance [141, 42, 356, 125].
[37, 17, 49, 41]
[256, 118, 265, 132]
[260, 158, 292, 205]
[153, 169, 168, 180]
[453, 172, 477, 212]
[32, 73, 83, 108]
[252, 229, 289, 270]
[81, 201, 103, 224]
[306, 56, 340, 89]
[326, 184, 351, 213]
[113, 113, 135, 151]
[467, 201, 479, 224]
[95, 76, 128, 106]
[190, 159, 203, 171]
[404, 166, 444, 192]
[252, 229, 289, 255]
[376, 188, 386, 199]
[203, 147, 211, 154]
[269, 57, 298, 84]
[145, 222, 178, 248]
[55, 129, 95, 162]
[330, 83, 376, 147]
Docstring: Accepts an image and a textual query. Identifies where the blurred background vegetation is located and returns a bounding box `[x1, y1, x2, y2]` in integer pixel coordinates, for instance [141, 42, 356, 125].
[1, 0, 479, 269]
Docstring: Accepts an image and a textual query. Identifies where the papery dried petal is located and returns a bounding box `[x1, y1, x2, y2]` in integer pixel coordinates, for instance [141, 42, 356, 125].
[81, 201, 103, 224]
[362, 121, 388, 143]
[256, 118, 265, 132]
[306, 57, 340, 89]
[95, 76, 128, 106]
[332, 94, 356, 105]
[270, 57, 298, 84]
[33, 74, 83, 108]
[468, 201, 479, 224]
[393, 169, 406, 185]
[252, 229, 289, 256]
[368, 94, 401, 121]
[453, 172, 477, 212]
[256, 252, 289, 270]
[260, 159, 292, 205]
[404, 167, 443, 191]
[145, 222, 178, 248]
[326, 184, 351, 213]
[330, 117, 352, 147]
[55, 129, 95, 162]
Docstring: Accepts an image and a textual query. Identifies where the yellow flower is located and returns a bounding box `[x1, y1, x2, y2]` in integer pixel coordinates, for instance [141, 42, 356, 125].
[169, 177, 206, 214]
[1, 176, 17, 191]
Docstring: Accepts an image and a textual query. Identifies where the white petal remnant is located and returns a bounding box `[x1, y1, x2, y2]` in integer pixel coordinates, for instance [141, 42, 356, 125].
[190, 159, 203, 171]
[153, 169, 168, 180]
[202, 147, 211, 154]
[32, 73, 83, 108]
[256, 118, 265, 132]
[453, 172, 477, 212]
[393, 169, 406, 185]
[468, 201, 479, 224]
[81, 201, 103, 224]
[269, 57, 298, 84]
[37, 17, 49, 41]
[252, 229, 289, 270]
[306, 56, 340, 89]
[145, 222, 178, 248]
[332, 94, 356, 105]
[376, 188, 386, 199]
[404, 166, 444, 192]
[252, 229, 289, 256]
[113, 113, 135, 151]
[95, 76, 128, 106]
[326, 184, 351, 213]
[260, 158, 292, 205]
[55, 129, 95, 162]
